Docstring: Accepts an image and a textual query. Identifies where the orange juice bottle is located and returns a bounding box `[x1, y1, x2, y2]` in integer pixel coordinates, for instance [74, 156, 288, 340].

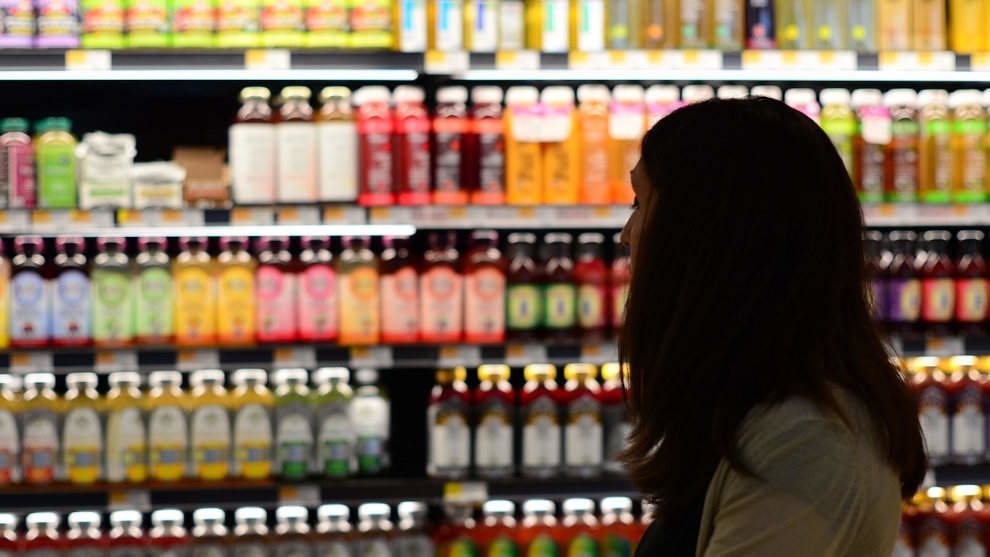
[575, 85, 610, 205]
[188, 369, 231, 481]
[505, 86, 544, 205]
[878, 0, 912, 50]
[338, 236, 380, 345]
[950, 0, 986, 53]
[21, 373, 58, 485]
[62, 372, 102, 484]
[608, 85, 645, 205]
[913, 0, 946, 49]
[146, 370, 188, 482]
[216, 237, 256, 346]
[949, 89, 988, 203]
[541, 86, 579, 205]
[918, 89, 952, 204]
[174, 237, 217, 346]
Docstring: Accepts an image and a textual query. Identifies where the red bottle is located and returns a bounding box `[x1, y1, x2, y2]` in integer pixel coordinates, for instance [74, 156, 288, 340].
[463, 230, 506, 344]
[355, 86, 395, 206]
[478, 501, 519, 557]
[956, 230, 988, 334]
[380, 236, 420, 344]
[610, 232, 631, 332]
[561, 499, 599, 556]
[52, 236, 91, 347]
[394, 85, 432, 206]
[297, 237, 338, 343]
[433, 86, 469, 205]
[66, 511, 106, 557]
[474, 365, 515, 478]
[575, 233, 608, 342]
[23, 512, 64, 557]
[108, 510, 147, 556]
[427, 368, 471, 479]
[920, 230, 956, 335]
[911, 357, 951, 466]
[468, 86, 506, 205]
[10, 236, 51, 348]
[0, 514, 17, 556]
[256, 236, 299, 343]
[518, 500, 563, 556]
[543, 233, 578, 342]
[600, 497, 640, 557]
[436, 505, 479, 557]
[420, 232, 463, 343]
[149, 509, 189, 556]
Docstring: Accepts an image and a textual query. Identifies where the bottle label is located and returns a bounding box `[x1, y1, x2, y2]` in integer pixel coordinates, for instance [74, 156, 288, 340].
[428, 402, 470, 474]
[464, 267, 505, 342]
[63, 407, 102, 483]
[148, 404, 187, 481]
[298, 265, 339, 341]
[577, 283, 606, 329]
[952, 384, 985, 458]
[135, 267, 173, 340]
[565, 393, 602, 469]
[217, 0, 261, 36]
[0, 409, 18, 484]
[476, 117, 505, 199]
[355, 539, 391, 557]
[317, 121, 358, 201]
[191, 404, 231, 480]
[957, 121, 988, 197]
[218, 265, 256, 343]
[420, 266, 463, 342]
[277, 122, 318, 202]
[886, 279, 921, 322]
[567, 534, 598, 557]
[576, 0, 603, 50]
[957, 278, 988, 322]
[52, 270, 91, 342]
[527, 535, 558, 557]
[522, 395, 560, 470]
[174, 267, 216, 343]
[351, 395, 388, 474]
[475, 399, 513, 471]
[507, 284, 542, 330]
[544, 283, 577, 329]
[233, 403, 273, 479]
[397, 117, 432, 197]
[37, 143, 77, 207]
[889, 120, 919, 201]
[317, 403, 353, 478]
[339, 267, 380, 345]
[316, 541, 353, 557]
[488, 538, 518, 557]
[469, 0, 497, 50]
[92, 269, 133, 343]
[922, 278, 955, 323]
[397, 0, 427, 51]
[858, 143, 885, 202]
[359, 116, 395, 200]
[540, 0, 568, 51]
[22, 408, 57, 483]
[229, 123, 277, 204]
[10, 271, 50, 343]
[918, 386, 949, 459]
[276, 406, 313, 479]
[105, 406, 146, 482]
[256, 266, 298, 342]
[600, 534, 630, 557]
[6, 142, 36, 208]
[434, 0, 463, 49]
[610, 280, 628, 328]
[447, 538, 479, 557]
[434, 117, 466, 197]
[497, 0, 523, 49]
[381, 267, 419, 343]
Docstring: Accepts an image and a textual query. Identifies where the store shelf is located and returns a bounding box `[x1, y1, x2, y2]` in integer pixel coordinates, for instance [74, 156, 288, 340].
[862, 203, 990, 227]
[366, 205, 632, 229]
[890, 335, 988, 357]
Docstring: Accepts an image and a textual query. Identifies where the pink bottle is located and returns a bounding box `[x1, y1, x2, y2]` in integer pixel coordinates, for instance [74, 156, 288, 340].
[297, 236, 338, 342]
[255, 236, 298, 343]
[355, 86, 395, 207]
[0, 118, 35, 209]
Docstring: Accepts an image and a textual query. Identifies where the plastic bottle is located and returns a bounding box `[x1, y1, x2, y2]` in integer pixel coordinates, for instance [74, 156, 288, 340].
[352, 369, 390, 475]
[498, 0, 525, 49]
[432, 86, 469, 205]
[174, 237, 217, 346]
[917, 89, 952, 204]
[420, 232, 464, 343]
[91, 238, 132, 347]
[10, 236, 50, 348]
[519, 500, 559, 556]
[950, 0, 985, 53]
[749, 85, 782, 101]
[678, 0, 709, 47]
[437, 505, 478, 557]
[608, 85, 644, 205]
[945, 357, 984, 464]
[255, 237, 298, 343]
[543, 233, 577, 341]
[910, 357, 950, 464]
[600, 362, 630, 474]
[480, 501, 519, 557]
[355, 86, 395, 207]
[0, 376, 19, 484]
[188, 369, 231, 481]
[394, 502, 433, 557]
[232, 507, 268, 557]
[851, 89, 889, 204]
[134, 237, 173, 344]
[775, 0, 809, 48]
[575, 85, 610, 205]
[886, 231, 921, 333]
[338, 237, 380, 345]
[104, 371, 146, 483]
[809, 0, 847, 49]
[505, 86, 544, 205]
[272, 368, 313, 480]
[392, 85, 432, 206]
[914, 0, 945, 49]
[230, 369, 273, 480]
[920, 231, 955, 336]
[878, 0, 911, 50]
[146, 371, 188, 482]
[956, 231, 988, 333]
[603, 0, 631, 48]
[276, 86, 318, 203]
[527, 0, 568, 51]
[314, 88, 358, 203]
[230, 87, 276, 204]
[50, 236, 90, 347]
[20, 373, 58, 484]
[600, 497, 639, 556]
[473, 365, 514, 478]
[465, 0, 497, 51]
[506, 232, 542, 340]
[379, 236, 419, 344]
[950, 89, 988, 203]
[561, 499, 598, 556]
[66, 511, 103, 557]
[715, 85, 747, 100]
[562, 363, 602, 477]
[784, 88, 820, 124]
[645, 85, 683, 128]
[395, 0, 427, 51]
[355, 504, 392, 557]
[34, 117, 76, 209]
[298, 237, 338, 343]
[464, 230, 506, 344]
[427, 367, 471, 479]
[216, 237, 256, 346]
[541, 86, 579, 205]
[847, 0, 876, 50]
[273, 506, 310, 557]
[348, 0, 392, 47]
[819, 89, 855, 178]
[520, 364, 561, 477]
[643, 0, 675, 47]
[746, 0, 775, 47]
[191, 509, 227, 557]
[0, 118, 36, 209]
[24, 512, 63, 557]
[467, 86, 505, 205]
[313, 367, 354, 479]
[712, 0, 744, 49]
[107, 510, 144, 557]
[610, 232, 630, 331]
[572, 0, 604, 50]
[148, 509, 189, 557]
[62, 372, 103, 484]
[883, 89, 920, 203]
[315, 505, 353, 557]
[428, 0, 463, 49]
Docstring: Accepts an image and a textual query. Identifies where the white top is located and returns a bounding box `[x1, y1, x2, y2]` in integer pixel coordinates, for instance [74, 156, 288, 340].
[523, 499, 555, 515]
[646, 85, 680, 104]
[356, 368, 379, 384]
[193, 508, 225, 523]
[562, 498, 595, 514]
[472, 86, 504, 105]
[541, 86, 575, 106]
[318, 504, 351, 520]
[276, 506, 309, 521]
[151, 509, 184, 524]
[601, 496, 633, 514]
[851, 89, 883, 108]
[26, 512, 59, 528]
[353, 86, 391, 106]
[716, 85, 748, 100]
[819, 88, 851, 106]
[682, 85, 714, 103]
[149, 370, 182, 387]
[232, 368, 267, 385]
[68, 511, 101, 528]
[235, 507, 267, 522]
[917, 89, 949, 107]
[483, 500, 515, 514]
[273, 368, 309, 384]
[397, 501, 427, 518]
[437, 86, 468, 104]
[358, 503, 391, 519]
[750, 85, 782, 100]
[950, 89, 984, 109]
[612, 84, 645, 103]
[784, 88, 817, 107]
[66, 372, 98, 388]
[393, 85, 425, 104]
[883, 88, 918, 108]
[506, 86, 539, 106]
[109, 371, 142, 386]
[576, 84, 610, 104]
[315, 366, 350, 384]
[109, 510, 142, 526]
[190, 369, 224, 386]
[24, 372, 55, 388]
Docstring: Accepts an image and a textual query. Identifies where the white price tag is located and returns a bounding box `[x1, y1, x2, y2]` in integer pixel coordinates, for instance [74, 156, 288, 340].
[278, 484, 320, 506]
[245, 49, 291, 70]
[741, 50, 854, 71]
[368, 206, 413, 224]
[424, 50, 470, 74]
[108, 489, 151, 511]
[413, 206, 470, 227]
[9, 352, 53, 374]
[31, 209, 114, 229]
[0, 209, 29, 232]
[230, 206, 275, 225]
[580, 342, 618, 364]
[277, 206, 320, 225]
[95, 350, 139, 373]
[505, 344, 548, 367]
[878, 51, 956, 71]
[925, 337, 965, 358]
[349, 346, 394, 369]
[322, 206, 367, 224]
[443, 481, 488, 504]
[119, 209, 205, 227]
[274, 346, 317, 368]
[972, 52, 990, 71]
[65, 49, 111, 71]
[496, 50, 539, 70]
[176, 349, 220, 371]
[568, 51, 608, 69]
[438, 345, 482, 368]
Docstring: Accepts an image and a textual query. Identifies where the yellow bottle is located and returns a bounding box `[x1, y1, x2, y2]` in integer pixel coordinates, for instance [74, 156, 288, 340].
[189, 369, 231, 481]
[216, 237, 256, 346]
[0, 375, 19, 484]
[878, 0, 912, 51]
[21, 373, 58, 485]
[949, 89, 988, 203]
[575, 85, 611, 205]
[608, 85, 645, 206]
[540, 86, 579, 205]
[174, 237, 217, 346]
[62, 373, 103, 484]
[105, 372, 147, 483]
[505, 86, 544, 205]
[146, 370, 188, 482]
[0, 250, 8, 349]
[230, 369, 274, 479]
[337, 237, 381, 345]
[950, 0, 986, 53]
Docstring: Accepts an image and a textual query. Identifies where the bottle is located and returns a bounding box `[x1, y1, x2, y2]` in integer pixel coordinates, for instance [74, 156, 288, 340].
[316, 87, 358, 202]
[749, 85, 782, 101]
[946, 356, 985, 464]
[886, 231, 922, 333]
[600, 362, 630, 474]
[712, 0, 744, 49]
[645, 85, 683, 128]
[920, 231, 956, 335]
[395, 0, 427, 51]
[467, 86, 506, 205]
[498, 0, 525, 49]
[35, 117, 77, 209]
[427, 367, 471, 479]
[351, 368, 390, 475]
[428, 0, 463, 49]
[394, 502, 433, 557]
[917, 89, 952, 204]
[380, 236, 420, 344]
[809, 0, 846, 49]
[681, 85, 714, 105]
[66, 511, 103, 557]
[562, 363, 602, 477]
[643, 0, 675, 47]
[783, 88, 820, 124]
[608, 85, 644, 205]
[298, 237, 338, 343]
[464, 230, 506, 344]
[52, 236, 91, 347]
[572, 0, 604, 50]
[174, 237, 217, 346]
[600, 497, 639, 557]
[775, 0, 808, 48]
[315, 505, 353, 557]
[255, 237, 298, 343]
[313, 367, 354, 479]
[847, 0, 876, 50]
[474, 365, 515, 478]
[272, 368, 313, 481]
[878, 0, 911, 50]
[188, 369, 231, 481]
[914, 0, 945, 49]
[0, 376, 19, 484]
[611, 232, 630, 331]
[62, 372, 103, 484]
[910, 357, 950, 464]
[716, 85, 747, 100]
[229, 369, 273, 480]
[420, 232, 464, 343]
[230, 87, 276, 204]
[437, 505, 478, 557]
[20, 373, 58, 484]
[866, 231, 887, 321]
[355, 504, 392, 557]
[148, 509, 189, 557]
[543, 233, 577, 340]
[0, 118, 36, 209]
[746, 0, 775, 47]
[541, 86, 579, 205]
[883, 89, 920, 203]
[191, 509, 227, 557]
[433, 86, 469, 205]
[506, 233, 542, 340]
[851, 89, 889, 204]
[105, 371, 147, 483]
[505, 86, 544, 205]
[677, 0, 708, 47]
[520, 364, 561, 477]
[273, 506, 310, 557]
[355, 86, 396, 206]
[134, 237, 174, 344]
[575, 233, 608, 342]
[950, 0, 985, 53]
[216, 237, 256, 346]
[950, 90, 988, 203]
[519, 500, 559, 556]
[107, 510, 145, 557]
[277, 86, 318, 203]
[819, 89, 855, 178]
[24, 512, 62, 557]
[232, 507, 268, 557]
[10, 236, 51, 348]
[338, 237, 381, 345]
[561, 499, 598, 556]
[147, 371, 188, 482]
[90, 238, 133, 347]
[576, 85, 610, 205]
[394, 85, 432, 206]
[956, 231, 988, 334]
[603, 0, 630, 48]
[527, 0, 569, 51]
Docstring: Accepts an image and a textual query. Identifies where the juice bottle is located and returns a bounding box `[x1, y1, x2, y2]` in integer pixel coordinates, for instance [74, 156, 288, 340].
[562, 363, 602, 477]
[217, 0, 260, 47]
[316, 87, 358, 202]
[107, 510, 145, 557]
[920, 230, 955, 336]
[603, 0, 629, 49]
[913, 0, 945, 49]
[230, 87, 276, 205]
[561, 499, 598, 556]
[883, 89, 920, 204]
[438, 505, 478, 557]
[349, 0, 392, 47]
[174, 237, 217, 346]
[505, 86, 544, 205]
[395, 502, 434, 557]
[877, 0, 911, 50]
[147, 371, 188, 482]
[775, 0, 809, 48]
[24, 513, 63, 557]
[92, 237, 133, 347]
[645, 85, 683, 128]
[506, 232, 542, 340]
[395, 0, 427, 51]
[950, 0, 985, 53]
[62, 372, 103, 484]
[946, 486, 987, 554]
[420, 232, 464, 343]
[337, 236, 380, 345]
[188, 369, 231, 481]
[917, 89, 952, 204]
[541, 86, 579, 205]
[124, 0, 168, 47]
[148, 509, 189, 557]
[428, 0, 463, 49]
[610, 232, 630, 331]
[232, 507, 268, 557]
[575, 232, 608, 342]
[216, 237, 256, 346]
[681, 84, 714, 104]
[480, 501, 519, 557]
[520, 364, 561, 477]
[380, 236, 420, 344]
[230, 369, 273, 480]
[809, 0, 846, 49]
[543, 232, 577, 341]
[255, 236, 298, 343]
[576, 85, 610, 205]
[355, 87, 396, 206]
[10, 236, 51, 348]
[474, 365, 514, 478]
[104, 371, 147, 483]
[191, 509, 227, 557]
[303, 0, 348, 47]
[847, 0, 876, 50]
[949, 89, 988, 203]
[678, 0, 708, 47]
[35, 117, 77, 209]
[427, 367, 471, 479]
[355, 504, 392, 557]
[749, 85, 782, 101]
[711, 0, 744, 49]
[274, 506, 311, 557]
[946, 356, 985, 464]
[316, 505, 354, 557]
[351, 368, 390, 475]
[20, 373, 58, 484]
[572, 0, 604, 51]
[171, 0, 218, 47]
[0, 118, 36, 210]
[433, 86, 469, 205]
[600, 362, 630, 474]
[519, 500, 560, 556]
[851, 89, 889, 204]
[526, 0, 569, 51]
[277, 86, 318, 203]
[66, 511, 104, 557]
[0, 375, 19, 484]
[784, 88, 820, 124]
[956, 230, 988, 334]
[600, 497, 639, 557]
[134, 237, 174, 344]
[52, 236, 91, 347]
[393, 86, 432, 206]
[464, 230, 506, 344]
[298, 237, 338, 343]
[746, 0, 775, 48]
[643, 0, 676, 47]
[819, 88, 855, 178]
[313, 367, 354, 479]
[272, 368, 313, 480]
[467, 86, 505, 205]
[910, 357, 950, 464]
[886, 231, 921, 334]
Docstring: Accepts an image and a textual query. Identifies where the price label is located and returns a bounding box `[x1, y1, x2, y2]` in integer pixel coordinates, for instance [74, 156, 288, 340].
[568, 51, 608, 69]
[177, 349, 220, 371]
[879, 51, 955, 71]
[95, 350, 139, 373]
[349, 346, 393, 369]
[443, 482, 488, 504]
[10, 352, 53, 374]
[230, 206, 274, 225]
[65, 49, 111, 71]
[277, 206, 320, 225]
[438, 345, 482, 368]
[925, 337, 965, 358]
[505, 344, 548, 367]
[0, 210, 29, 231]
[972, 52, 990, 71]
[245, 49, 291, 70]
[274, 346, 317, 368]
[31, 209, 112, 228]
[424, 50, 469, 74]
[580, 342, 618, 363]
[743, 50, 854, 70]
[496, 50, 539, 70]
[278, 484, 320, 506]
[369, 206, 391, 222]
[322, 205, 367, 224]
[108, 489, 151, 511]
[515, 206, 537, 219]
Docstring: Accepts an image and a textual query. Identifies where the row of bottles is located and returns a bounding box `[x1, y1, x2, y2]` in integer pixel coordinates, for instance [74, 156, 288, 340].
[898, 485, 990, 556]
[0, 367, 389, 485]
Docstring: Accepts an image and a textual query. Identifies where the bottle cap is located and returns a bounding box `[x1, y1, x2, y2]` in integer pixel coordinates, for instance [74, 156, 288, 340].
[318, 504, 350, 521]
[190, 369, 225, 386]
[0, 514, 17, 530]
[523, 364, 557, 381]
[600, 497, 633, 514]
[0, 374, 21, 392]
[235, 507, 267, 523]
[220, 236, 248, 250]
[576, 84, 610, 104]
[66, 372, 98, 388]
[109, 371, 142, 386]
[0, 118, 28, 133]
[612, 84, 645, 104]
[540, 86, 575, 106]
[472, 86, 504, 105]
[68, 511, 101, 529]
[318, 86, 351, 104]
[507, 232, 536, 244]
[314, 367, 350, 384]
[850, 89, 883, 108]
[151, 510, 184, 526]
[563, 363, 598, 380]
[97, 237, 125, 250]
[149, 370, 183, 387]
[397, 502, 427, 519]
[279, 86, 312, 101]
[24, 373, 55, 388]
[958, 230, 985, 242]
[301, 236, 328, 248]
[437, 367, 467, 383]
[178, 237, 206, 250]
[341, 236, 370, 247]
[353, 86, 391, 106]
[950, 89, 985, 109]
[681, 85, 714, 103]
[645, 85, 680, 104]
[393, 85, 425, 104]
[276, 506, 308, 522]
[26, 512, 59, 529]
[232, 368, 268, 385]
[577, 232, 604, 245]
[355, 368, 379, 384]
[240, 87, 271, 103]
[917, 89, 949, 107]
[819, 88, 851, 106]
[193, 508, 225, 524]
[482, 500, 515, 515]
[922, 230, 952, 243]
[716, 85, 747, 100]
[273, 368, 309, 385]
[358, 503, 391, 520]
[784, 88, 817, 107]
[55, 236, 84, 251]
[562, 498, 595, 514]
[255, 236, 289, 251]
[109, 510, 143, 527]
[437, 86, 469, 104]
[13, 235, 41, 252]
[505, 86, 539, 106]
[883, 88, 918, 108]
[478, 364, 510, 382]
[544, 232, 572, 244]
[470, 230, 498, 243]
[749, 85, 782, 100]
[601, 362, 628, 381]
[138, 237, 166, 250]
[522, 499, 554, 515]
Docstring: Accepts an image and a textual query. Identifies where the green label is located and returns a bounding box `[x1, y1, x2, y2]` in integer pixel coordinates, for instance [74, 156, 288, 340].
[125, 0, 169, 47]
[601, 535, 630, 557]
[566, 534, 597, 557]
[821, 119, 855, 137]
[92, 269, 134, 342]
[450, 538, 480, 557]
[891, 120, 919, 136]
[135, 267, 173, 339]
[507, 284, 542, 330]
[217, 0, 261, 46]
[955, 119, 988, 135]
[544, 284, 576, 329]
[38, 143, 77, 209]
[527, 536, 558, 557]
[488, 538, 519, 557]
[926, 119, 951, 136]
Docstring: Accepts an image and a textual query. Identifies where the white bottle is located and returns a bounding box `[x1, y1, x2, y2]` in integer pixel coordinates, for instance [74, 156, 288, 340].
[350, 369, 390, 476]
[575, 0, 605, 51]
[434, 0, 465, 50]
[397, 0, 428, 51]
[540, 0, 570, 52]
[276, 86, 318, 203]
[682, 85, 715, 104]
[230, 86, 277, 204]
[317, 87, 359, 202]
[468, 0, 498, 51]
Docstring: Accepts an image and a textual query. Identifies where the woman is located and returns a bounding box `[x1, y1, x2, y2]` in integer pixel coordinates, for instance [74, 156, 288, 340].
[620, 97, 926, 556]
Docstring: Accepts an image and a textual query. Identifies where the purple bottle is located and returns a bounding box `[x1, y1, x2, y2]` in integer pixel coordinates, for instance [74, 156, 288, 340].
[0, 0, 34, 47]
[34, 0, 80, 47]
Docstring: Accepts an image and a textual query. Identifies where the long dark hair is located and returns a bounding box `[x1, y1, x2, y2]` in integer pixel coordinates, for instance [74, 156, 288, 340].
[619, 97, 926, 518]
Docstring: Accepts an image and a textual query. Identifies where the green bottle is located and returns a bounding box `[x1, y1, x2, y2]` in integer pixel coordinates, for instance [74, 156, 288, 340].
[312, 367, 354, 478]
[351, 369, 390, 475]
[35, 118, 77, 209]
[92, 237, 134, 345]
[819, 88, 856, 178]
[273, 368, 313, 480]
[134, 237, 174, 343]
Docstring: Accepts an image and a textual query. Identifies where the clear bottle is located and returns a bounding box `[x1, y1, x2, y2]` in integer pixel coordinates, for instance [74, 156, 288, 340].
[520, 364, 561, 478]
[230, 86, 276, 204]
[917, 89, 953, 204]
[107, 510, 145, 557]
[217, 237, 256, 346]
[883, 89, 920, 203]
[277, 86, 318, 203]
[949, 89, 988, 203]
[105, 371, 146, 483]
[851, 89, 889, 204]
[847, 0, 876, 50]
[914, 0, 946, 50]
[380, 236, 420, 344]
[338, 237, 381, 345]
[427, 367, 471, 479]
[355, 504, 392, 557]
[0, 375, 19, 484]
[231, 507, 269, 557]
[10, 236, 51, 348]
[810, 0, 847, 49]
[420, 232, 464, 343]
[351, 368, 390, 476]
[315, 505, 353, 557]
[149, 509, 189, 557]
[317, 86, 358, 202]
[134, 237, 174, 344]
[273, 506, 311, 557]
[604, 0, 631, 48]
[313, 367, 354, 479]
[66, 511, 103, 557]
[146, 370, 188, 482]
[394, 502, 433, 557]
[562, 363, 602, 477]
[174, 237, 217, 346]
[272, 368, 313, 481]
[20, 373, 58, 485]
[189, 369, 231, 481]
[474, 364, 515, 478]
[63, 372, 103, 484]
[52, 236, 90, 346]
[255, 236, 299, 344]
[819, 88, 855, 178]
[643, 0, 676, 46]
[678, 0, 709, 47]
[230, 369, 274, 480]
[298, 237, 338, 343]
[191, 509, 228, 557]
[91, 237, 133, 347]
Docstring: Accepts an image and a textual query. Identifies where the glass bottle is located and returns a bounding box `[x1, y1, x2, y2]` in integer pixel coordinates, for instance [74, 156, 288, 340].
[188, 369, 231, 481]
[52, 236, 90, 346]
[313, 367, 354, 479]
[105, 371, 147, 483]
[20, 373, 58, 485]
[562, 364, 602, 477]
[134, 237, 174, 344]
[427, 367, 471, 479]
[520, 364, 561, 478]
[474, 364, 515, 478]
[62, 372, 103, 484]
[543, 233, 577, 341]
[352, 369, 390, 476]
[420, 232, 464, 343]
[216, 237, 256, 346]
[231, 507, 268, 557]
[506, 233, 542, 340]
[272, 368, 313, 481]
[230, 369, 274, 480]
